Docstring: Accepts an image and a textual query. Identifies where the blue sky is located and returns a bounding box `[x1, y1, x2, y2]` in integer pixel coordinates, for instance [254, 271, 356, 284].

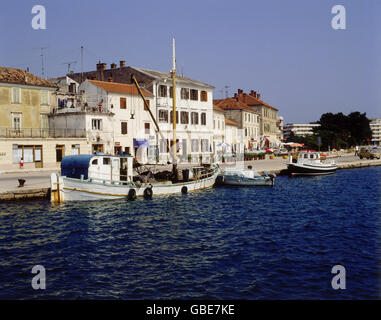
[0, 0, 379, 123]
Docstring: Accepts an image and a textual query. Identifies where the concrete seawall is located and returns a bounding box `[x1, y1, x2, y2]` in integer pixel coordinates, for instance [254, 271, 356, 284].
[1, 158, 380, 202]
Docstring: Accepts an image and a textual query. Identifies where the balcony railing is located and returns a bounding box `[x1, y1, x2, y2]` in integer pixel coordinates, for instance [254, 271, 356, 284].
[53, 105, 112, 114]
[0, 128, 86, 138]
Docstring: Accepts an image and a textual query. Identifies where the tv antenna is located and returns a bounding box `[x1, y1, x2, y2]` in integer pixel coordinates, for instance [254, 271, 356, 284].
[33, 47, 48, 78]
[62, 61, 77, 74]
[224, 85, 230, 98]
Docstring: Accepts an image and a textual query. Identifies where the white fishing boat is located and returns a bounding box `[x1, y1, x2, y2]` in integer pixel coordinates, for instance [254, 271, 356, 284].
[50, 154, 218, 202]
[216, 166, 275, 186]
[287, 151, 337, 176]
[50, 39, 219, 203]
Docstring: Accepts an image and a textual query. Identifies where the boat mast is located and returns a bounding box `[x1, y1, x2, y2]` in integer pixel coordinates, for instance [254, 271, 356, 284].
[171, 38, 177, 166]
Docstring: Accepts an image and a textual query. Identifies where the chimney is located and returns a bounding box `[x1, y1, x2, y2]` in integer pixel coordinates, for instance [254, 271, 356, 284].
[257, 93, 261, 100]
[111, 63, 117, 69]
[96, 62, 107, 71]
[108, 77, 113, 82]
[234, 93, 237, 98]
[250, 90, 256, 98]
[237, 89, 243, 95]
[120, 60, 126, 68]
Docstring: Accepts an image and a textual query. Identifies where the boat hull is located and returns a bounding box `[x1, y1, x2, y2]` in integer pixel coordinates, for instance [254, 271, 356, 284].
[216, 174, 274, 186]
[51, 172, 218, 202]
[287, 163, 337, 176]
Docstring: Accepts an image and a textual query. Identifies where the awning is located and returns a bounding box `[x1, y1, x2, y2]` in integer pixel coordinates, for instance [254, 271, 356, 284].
[133, 138, 150, 148]
[265, 136, 281, 144]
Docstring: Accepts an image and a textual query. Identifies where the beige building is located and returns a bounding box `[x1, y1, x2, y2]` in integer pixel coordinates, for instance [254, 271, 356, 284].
[0, 67, 87, 171]
[370, 118, 381, 146]
[214, 97, 259, 151]
[235, 89, 281, 148]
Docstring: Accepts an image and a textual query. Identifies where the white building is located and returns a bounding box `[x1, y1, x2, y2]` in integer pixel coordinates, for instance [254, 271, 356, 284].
[129, 67, 215, 164]
[283, 123, 321, 140]
[370, 118, 381, 145]
[50, 79, 154, 162]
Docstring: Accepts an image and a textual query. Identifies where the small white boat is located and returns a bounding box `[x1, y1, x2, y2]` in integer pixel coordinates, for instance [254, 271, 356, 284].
[216, 166, 275, 186]
[288, 151, 337, 176]
[50, 154, 219, 203]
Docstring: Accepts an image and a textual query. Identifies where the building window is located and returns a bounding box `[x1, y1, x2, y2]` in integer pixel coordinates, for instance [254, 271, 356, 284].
[181, 88, 189, 100]
[169, 86, 173, 98]
[11, 88, 21, 104]
[72, 144, 80, 155]
[121, 121, 127, 135]
[92, 119, 102, 130]
[159, 109, 168, 122]
[144, 99, 150, 111]
[159, 85, 167, 97]
[120, 97, 126, 109]
[201, 139, 209, 152]
[190, 89, 198, 101]
[40, 90, 49, 105]
[11, 113, 22, 130]
[201, 113, 206, 125]
[191, 112, 199, 125]
[200, 91, 207, 102]
[191, 139, 199, 152]
[56, 145, 65, 162]
[103, 158, 110, 165]
[160, 139, 169, 153]
[170, 111, 179, 124]
[145, 123, 150, 135]
[180, 111, 189, 124]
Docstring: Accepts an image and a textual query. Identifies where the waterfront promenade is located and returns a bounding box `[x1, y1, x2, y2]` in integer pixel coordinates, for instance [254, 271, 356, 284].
[0, 154, 380, 201]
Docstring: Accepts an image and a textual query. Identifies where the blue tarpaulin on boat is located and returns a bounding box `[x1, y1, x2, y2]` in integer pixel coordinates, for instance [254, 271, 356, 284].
[133, 138, 149, 148]
[61, 154, 93, 179]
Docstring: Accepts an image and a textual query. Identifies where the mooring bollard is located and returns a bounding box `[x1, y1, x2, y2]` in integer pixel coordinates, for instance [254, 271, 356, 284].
[18, 179, 26, 188]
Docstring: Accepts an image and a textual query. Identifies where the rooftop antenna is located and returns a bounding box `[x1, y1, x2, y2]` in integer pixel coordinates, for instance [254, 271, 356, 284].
[219, 88, 224, 99]
[62, 61, 77, 74]
[33, 47, 48, 78]
[224, 85, 230, 98]
[81, 45, 84, 82]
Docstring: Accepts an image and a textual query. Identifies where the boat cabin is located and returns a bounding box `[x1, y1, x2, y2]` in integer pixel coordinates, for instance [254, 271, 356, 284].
[293, 151, 323, 164]
[61, 154, 134, 184]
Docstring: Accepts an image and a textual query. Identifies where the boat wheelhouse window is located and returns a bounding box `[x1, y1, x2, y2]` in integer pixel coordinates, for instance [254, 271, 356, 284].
[92, 159, 98, 165]
[304, 154, 308, 159]
[103, 158, 110, 165]
[310, 154, 314, 159]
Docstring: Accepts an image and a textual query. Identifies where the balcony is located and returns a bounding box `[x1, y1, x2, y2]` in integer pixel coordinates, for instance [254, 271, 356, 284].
[0, 128, 87, 138]
[53, 104, 112, 114]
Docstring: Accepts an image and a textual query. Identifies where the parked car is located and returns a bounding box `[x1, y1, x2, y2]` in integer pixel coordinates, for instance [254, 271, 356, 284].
[358, 148, 381, 159]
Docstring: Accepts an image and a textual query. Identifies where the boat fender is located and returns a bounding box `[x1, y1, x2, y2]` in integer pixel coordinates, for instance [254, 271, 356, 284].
[128, 189, 137, 201]
[144, 187, 153, 199]
[181, 186, 188, 194]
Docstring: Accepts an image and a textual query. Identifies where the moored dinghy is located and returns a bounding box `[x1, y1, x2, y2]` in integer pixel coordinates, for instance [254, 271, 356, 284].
[216, 166, 275, 186]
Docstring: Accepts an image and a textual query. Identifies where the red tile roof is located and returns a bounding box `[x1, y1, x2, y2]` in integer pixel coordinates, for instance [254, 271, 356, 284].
[213, 104, 224, 112]
[214, 98, 259, 113]
[88, 79, 153, 97]
[225, 118, 238, 126]
[238, 93, 278, 111]
[0, 66, 56, 88]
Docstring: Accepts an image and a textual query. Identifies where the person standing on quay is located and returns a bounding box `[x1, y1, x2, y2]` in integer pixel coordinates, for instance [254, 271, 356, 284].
[20, 157, 24, 169]
[355, 145, 359, 156]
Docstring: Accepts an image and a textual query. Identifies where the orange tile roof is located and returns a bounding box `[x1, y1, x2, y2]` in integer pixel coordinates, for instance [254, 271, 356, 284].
[215, 98, 259, 113]
[225, 118, 238, 126]
[0, 66, 56, 87]
[239, 93, 278, 111]
[213, 104, 224, 112]
[88, 79, 153, 97]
